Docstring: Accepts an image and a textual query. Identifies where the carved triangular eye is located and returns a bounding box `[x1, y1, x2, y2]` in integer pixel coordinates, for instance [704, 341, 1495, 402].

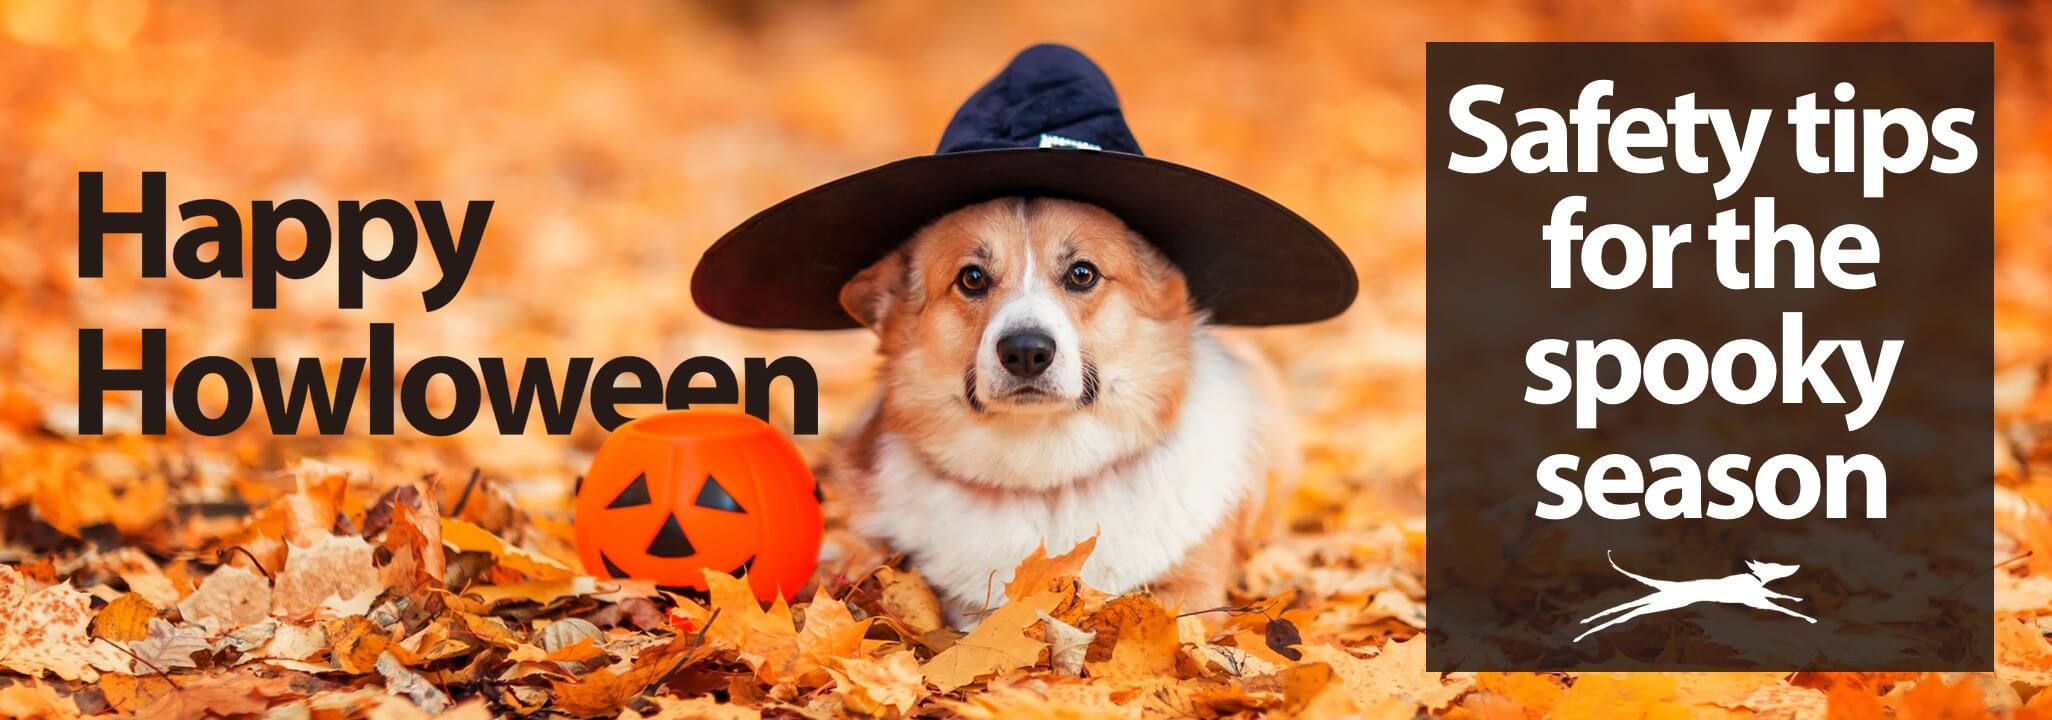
[693, 474, 745, 513]
[598, 551, 631, 579]
[607, 473, 651, 509]
[646, 514, 696, 558]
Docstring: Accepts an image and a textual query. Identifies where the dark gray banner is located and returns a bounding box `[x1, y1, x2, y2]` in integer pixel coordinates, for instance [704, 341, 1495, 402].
[1426, 43, 1993, 672]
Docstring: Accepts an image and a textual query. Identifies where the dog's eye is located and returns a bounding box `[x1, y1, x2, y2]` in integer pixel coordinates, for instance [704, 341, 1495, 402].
[955, 265, 990, 296]
[1064, 261, 1099, 291]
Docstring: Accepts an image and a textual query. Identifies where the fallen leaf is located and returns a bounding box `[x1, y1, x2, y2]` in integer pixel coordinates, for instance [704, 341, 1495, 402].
[1551, 673, 1688, 720]
[0, 680, 81, 720]
[876, 567, 945, 636]
[440, 517, 576, 581]
[129, 617, 210, 671]
[1891, 675, 1985, 719]
[828, 650, 927, 717]
[620, 694, 761, 720]
[177, 564, 273, 629]
[377, 650, 453, 714]
[700, 569, 802, 683]
[0, 565, 130, 680]
[1299, 636, 1471, 712]
[1080, 594, 1178, 682]
[1474, 672, 1566, 718]
[797, 592, 874, 686]
[535, 617, 602, 653]
[90, 591, 157, 643]
[328, 615, 397, 674]
[922, 590, 1062, 692]
[272, 533, 385, 619]
[1037, 610, 1095, 677]
[1004, 533, 1099, 602]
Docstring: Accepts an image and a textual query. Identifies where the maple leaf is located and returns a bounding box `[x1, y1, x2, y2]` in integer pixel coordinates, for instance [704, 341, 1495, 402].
[922, 590, 1062, 693]
[699, 569, 803, 683]
[796, 591, 874, 687]
[130, 617, 210, 672]
[1004, 532, 1099, 602]
[0, 565, 130, 681]
[828, 650, 927, 717]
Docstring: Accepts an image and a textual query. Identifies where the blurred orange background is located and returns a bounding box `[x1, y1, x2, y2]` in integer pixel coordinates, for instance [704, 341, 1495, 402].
[0, 0, 2047, 576]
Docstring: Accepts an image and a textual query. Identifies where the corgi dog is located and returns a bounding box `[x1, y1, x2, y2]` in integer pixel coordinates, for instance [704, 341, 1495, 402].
[828, 197, 1291, 625]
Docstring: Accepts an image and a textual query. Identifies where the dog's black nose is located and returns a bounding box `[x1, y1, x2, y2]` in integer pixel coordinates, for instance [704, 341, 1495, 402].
[996, 332, 1056, 378]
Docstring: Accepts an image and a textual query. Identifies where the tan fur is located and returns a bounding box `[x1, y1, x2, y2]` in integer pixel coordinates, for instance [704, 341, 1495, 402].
[827, 198, 1291, 616]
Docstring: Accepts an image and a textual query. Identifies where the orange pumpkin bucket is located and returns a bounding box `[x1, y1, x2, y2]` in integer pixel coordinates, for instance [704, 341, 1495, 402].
[574, 411, 822, 601]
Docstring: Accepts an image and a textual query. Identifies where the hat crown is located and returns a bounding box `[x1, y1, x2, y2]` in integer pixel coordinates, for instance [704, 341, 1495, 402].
[936, 44, 1142, 155]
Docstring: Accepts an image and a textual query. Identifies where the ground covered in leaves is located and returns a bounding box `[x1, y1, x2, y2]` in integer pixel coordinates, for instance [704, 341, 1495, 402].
[4, 0, 2052, 718]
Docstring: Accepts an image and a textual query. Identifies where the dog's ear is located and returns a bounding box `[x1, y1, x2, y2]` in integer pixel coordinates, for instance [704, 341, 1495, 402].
[840, 252, 908, 332]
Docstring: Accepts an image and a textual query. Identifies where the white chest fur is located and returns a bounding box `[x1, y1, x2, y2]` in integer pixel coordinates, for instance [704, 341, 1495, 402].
[854, 333, 1267, 615]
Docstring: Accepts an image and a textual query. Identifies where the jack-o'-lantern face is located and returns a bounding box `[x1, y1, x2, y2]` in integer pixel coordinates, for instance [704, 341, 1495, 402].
[574, 412, 822, 601]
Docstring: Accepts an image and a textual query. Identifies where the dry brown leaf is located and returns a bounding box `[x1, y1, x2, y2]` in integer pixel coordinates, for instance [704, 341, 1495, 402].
[828, 650, 927, 717]
[177, 564, 272, 629]
[1551, 673, 1687, 720]
[700, 569, 802, 683]
[99, 673, 181, 715]
[382, 498, 447, 595]
[377, 650, 453, 714]
[272, 533, 384, 619]
[876, 567, 945, 636]
[620, 694, 761, 720]
[1004, 532, 1099, 602]
[0, 565, 130, 680]
[797, 592, 874, 686]
[535, 617, 601, 652]
[922, 590, 1062, 693]
[1037, 610, 1095, 677]
[439, 517, 576, 581]
[1474, 671, 1566, 718]
[328, 615, 398, 674]
[90, 591, 156, 643]
[129, 617, 209, 671]
[1280, 661, 1336, 714]
[102, 547, 183, 607]
[548, 648, 680, 718]
[1079, 594, 1177, 682]
[0, 680, 81, 720]
[1890, 675, 1985, 719]
[1298, 636, 1471, 712]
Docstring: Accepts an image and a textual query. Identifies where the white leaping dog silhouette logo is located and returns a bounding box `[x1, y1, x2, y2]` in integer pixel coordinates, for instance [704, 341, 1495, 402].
[1575, 550, 1816, 642]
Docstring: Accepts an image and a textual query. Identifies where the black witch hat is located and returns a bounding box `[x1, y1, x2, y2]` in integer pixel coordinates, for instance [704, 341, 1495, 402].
[692, 44, 1355, 330]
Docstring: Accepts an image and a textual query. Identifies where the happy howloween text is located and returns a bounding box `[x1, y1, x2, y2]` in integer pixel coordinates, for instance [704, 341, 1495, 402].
[74, 172, 819, 436]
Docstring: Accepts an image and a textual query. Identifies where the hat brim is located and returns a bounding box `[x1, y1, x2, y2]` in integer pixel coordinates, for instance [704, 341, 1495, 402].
[691, 148, 1357, 330]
